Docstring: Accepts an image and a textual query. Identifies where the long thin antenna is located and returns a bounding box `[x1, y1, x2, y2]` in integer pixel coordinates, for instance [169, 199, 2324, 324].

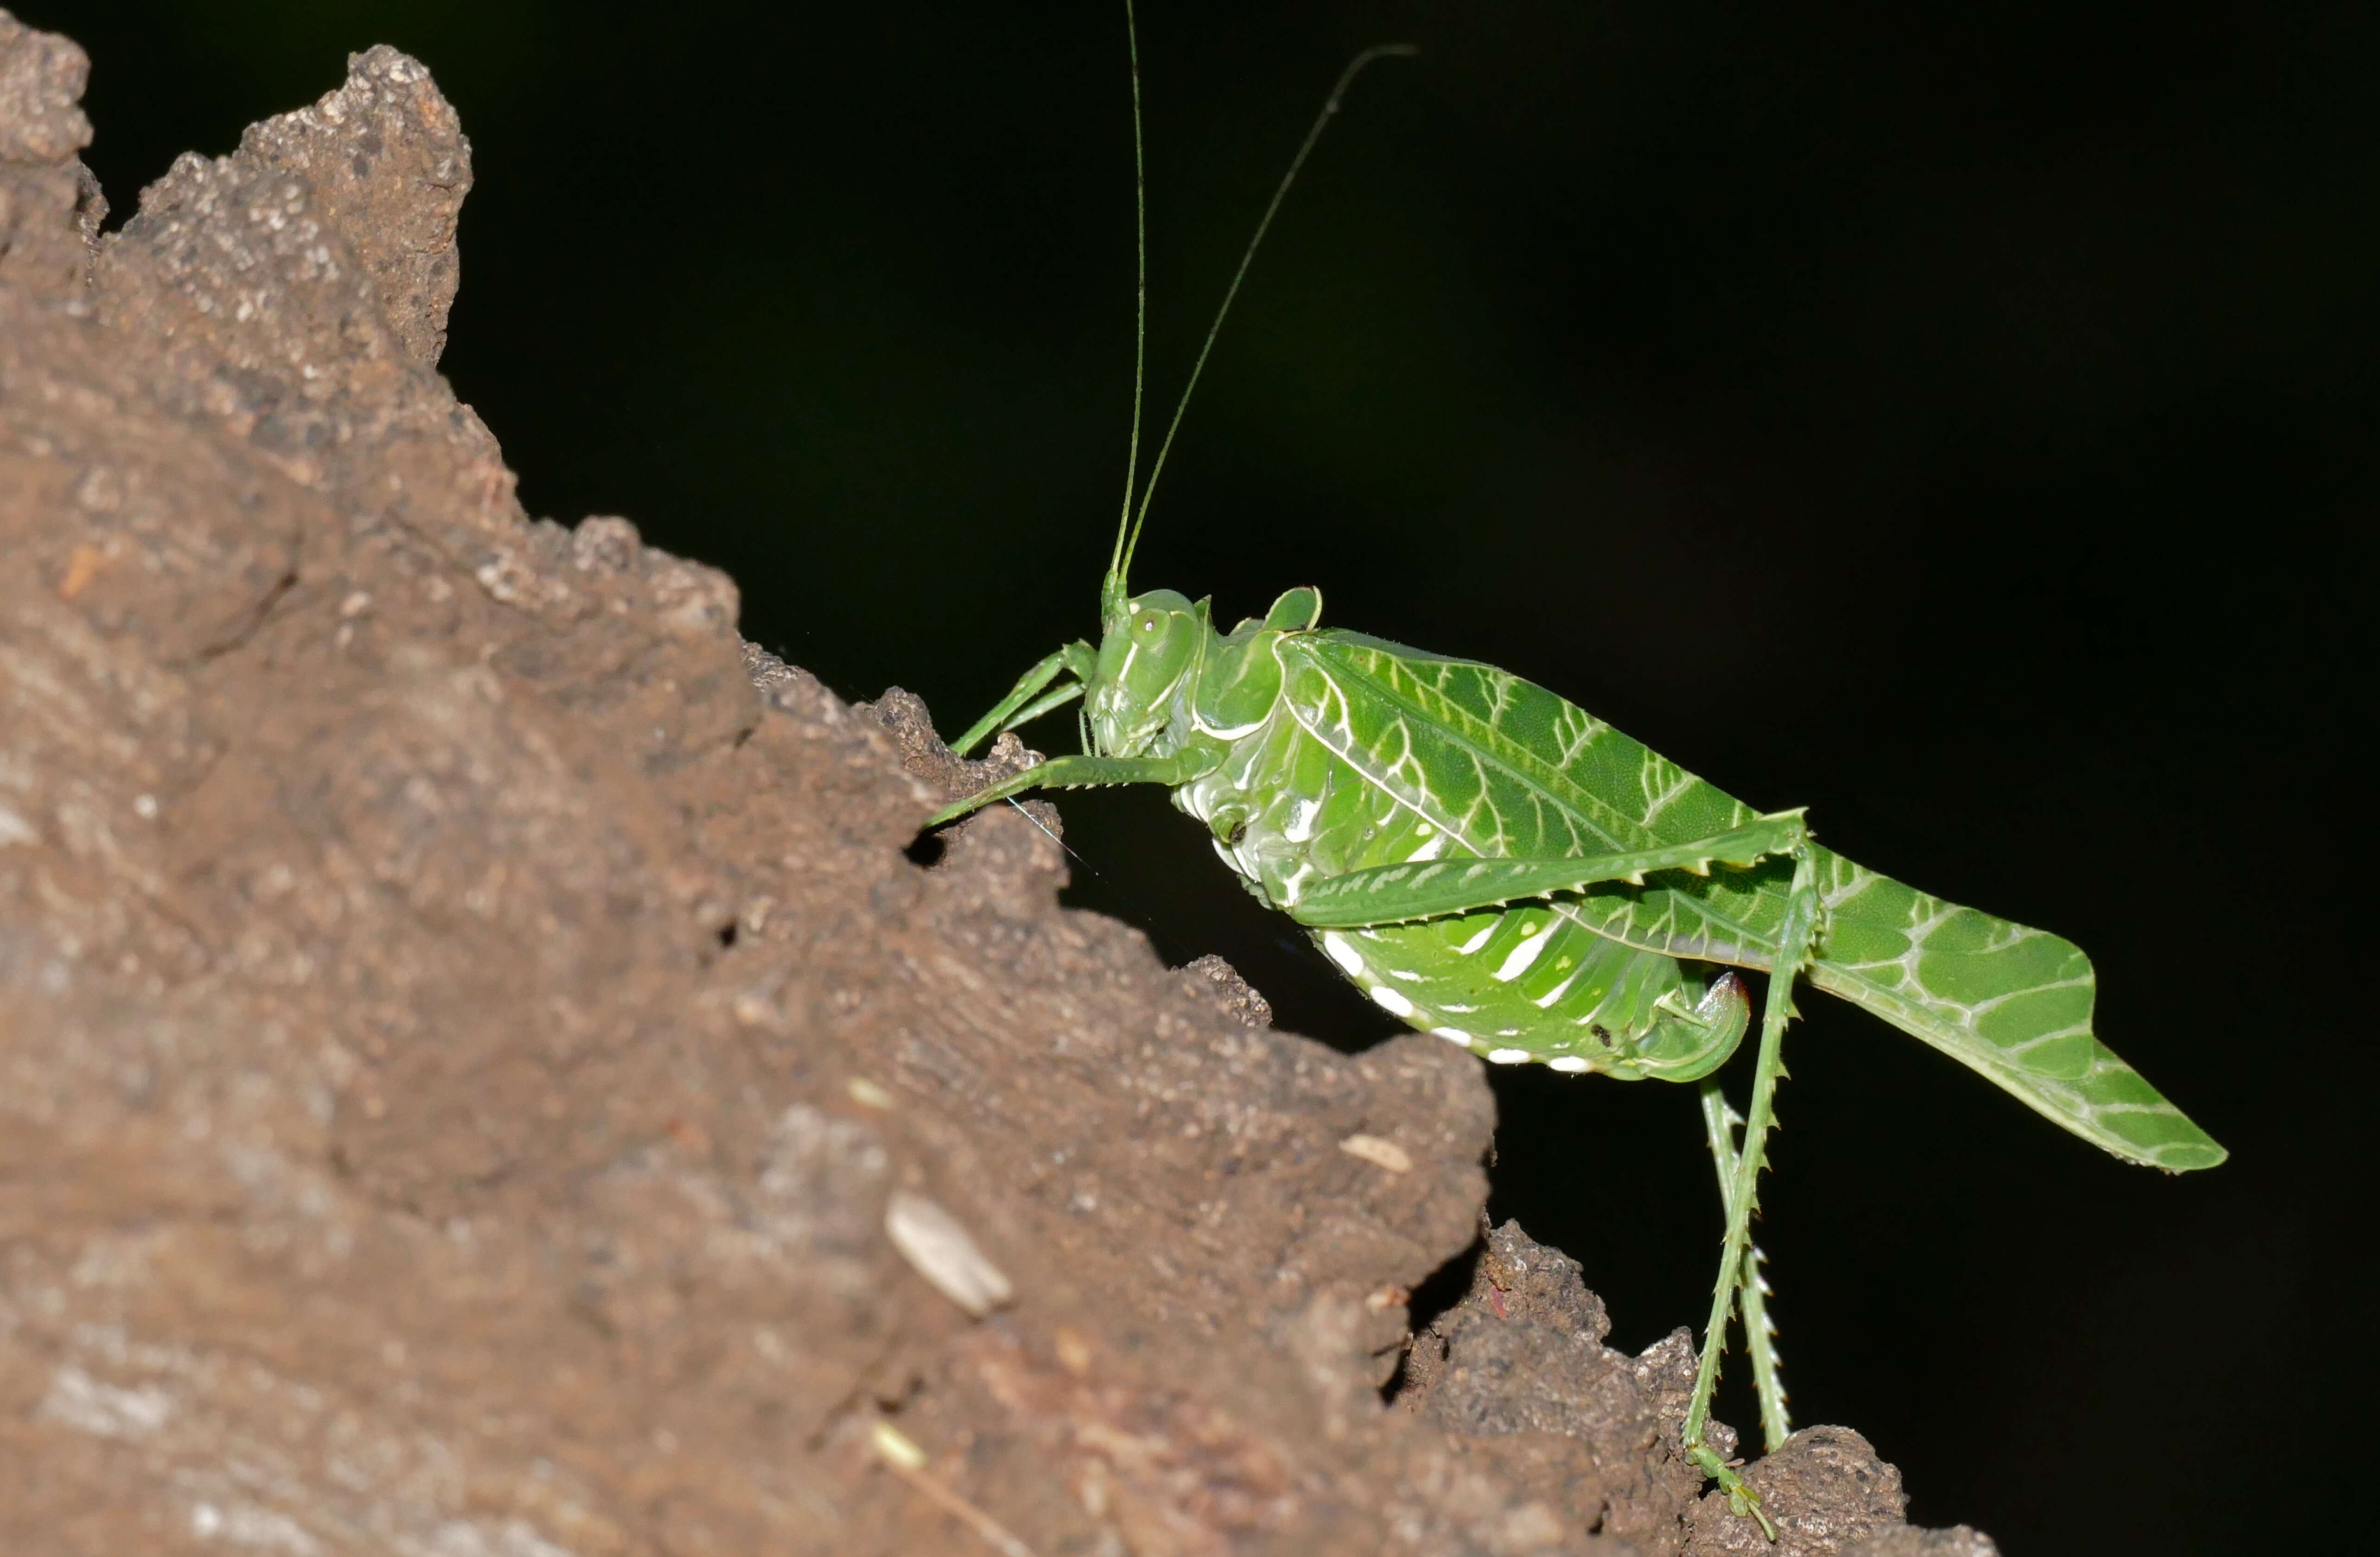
[1108, 0, 1151, 583]
[1116, 40, 1416, 586]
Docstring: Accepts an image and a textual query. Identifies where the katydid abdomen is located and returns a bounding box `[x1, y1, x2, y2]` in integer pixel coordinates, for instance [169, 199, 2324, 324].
[1175, 637, 1758, 1084]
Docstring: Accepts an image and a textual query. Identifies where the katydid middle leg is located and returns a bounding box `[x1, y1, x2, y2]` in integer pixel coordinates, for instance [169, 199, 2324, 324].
[1682, 841, 1822, 1539]
[926, 750, 1215, 828]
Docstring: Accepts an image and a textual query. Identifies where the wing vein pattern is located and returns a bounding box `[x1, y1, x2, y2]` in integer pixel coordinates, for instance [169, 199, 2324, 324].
[1275, 633, 2221, 1170]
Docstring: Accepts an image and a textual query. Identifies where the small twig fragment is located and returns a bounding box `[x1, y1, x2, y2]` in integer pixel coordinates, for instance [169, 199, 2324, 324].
[1337, 1133, 1412, 1174]
[871, 1422, 1040, 1557]
[885, 1190, 1015, 1317]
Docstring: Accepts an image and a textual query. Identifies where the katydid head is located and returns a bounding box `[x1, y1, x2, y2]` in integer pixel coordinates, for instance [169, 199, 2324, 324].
[1086, 588, 1207, 758]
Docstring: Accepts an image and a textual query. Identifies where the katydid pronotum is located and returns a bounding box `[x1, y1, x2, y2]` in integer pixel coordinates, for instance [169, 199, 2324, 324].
[922, 8, 2227, 1536]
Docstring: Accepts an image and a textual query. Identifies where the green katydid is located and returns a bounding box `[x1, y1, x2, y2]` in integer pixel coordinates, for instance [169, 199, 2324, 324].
[925, 7, 2226, 1535]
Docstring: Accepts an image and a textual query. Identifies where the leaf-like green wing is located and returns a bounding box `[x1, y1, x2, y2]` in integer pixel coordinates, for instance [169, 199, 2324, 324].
[1285, 633, 2225, 1171]
[1801, 856, 2226, 1170]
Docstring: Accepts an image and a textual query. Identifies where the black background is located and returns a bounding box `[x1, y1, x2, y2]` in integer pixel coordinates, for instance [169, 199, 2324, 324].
[28, 2, 2367, 1549]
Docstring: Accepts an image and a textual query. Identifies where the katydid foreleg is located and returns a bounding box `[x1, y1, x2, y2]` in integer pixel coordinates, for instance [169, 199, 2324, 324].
[952, 641, 1098, 757]
[1682, 842, 1822, 1538]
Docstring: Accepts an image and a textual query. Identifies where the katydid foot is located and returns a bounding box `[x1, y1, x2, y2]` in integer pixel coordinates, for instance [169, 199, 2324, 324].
[1686, 1440, 1779, 1541]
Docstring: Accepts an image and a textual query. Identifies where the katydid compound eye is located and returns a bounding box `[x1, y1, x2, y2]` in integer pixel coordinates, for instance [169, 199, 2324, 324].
[1139, 615, 1158, 632]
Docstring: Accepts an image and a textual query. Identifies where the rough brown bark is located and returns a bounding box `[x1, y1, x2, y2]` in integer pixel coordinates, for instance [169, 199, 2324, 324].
[0, 15, 1991, 1554]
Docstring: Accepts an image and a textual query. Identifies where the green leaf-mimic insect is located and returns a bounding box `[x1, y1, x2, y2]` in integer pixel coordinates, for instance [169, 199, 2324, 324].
[927, 7, 2227, 1535]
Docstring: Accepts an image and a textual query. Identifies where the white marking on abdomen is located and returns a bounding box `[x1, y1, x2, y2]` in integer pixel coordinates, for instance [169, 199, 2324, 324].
[1531, 969, 1581, 1009]
[1369, 986, 1415, 1018]
[1430, 1027, 1473, 1045]
[1486, 1048, 1531, 1064]
[1549, 1056, 1590, 1073]
[1321, 932, 1364, 977]
[1457, 924, 1496, 955]
[1493, 923, 1555, 982]
[1405, 833, 1448, 862]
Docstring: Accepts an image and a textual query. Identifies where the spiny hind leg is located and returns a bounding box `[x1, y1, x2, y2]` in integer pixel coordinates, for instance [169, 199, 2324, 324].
[1700, 1081, 1790, 1452]
[1288, 812, 1806, 929]
[1681, 841, 1822, 1540]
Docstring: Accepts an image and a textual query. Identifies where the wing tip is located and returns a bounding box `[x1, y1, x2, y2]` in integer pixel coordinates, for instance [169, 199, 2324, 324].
[2152, 1138, 2229, 1173]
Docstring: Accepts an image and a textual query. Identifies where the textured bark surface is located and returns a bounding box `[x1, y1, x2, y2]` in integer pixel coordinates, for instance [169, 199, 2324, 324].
[0, 15, 1992, 1554]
